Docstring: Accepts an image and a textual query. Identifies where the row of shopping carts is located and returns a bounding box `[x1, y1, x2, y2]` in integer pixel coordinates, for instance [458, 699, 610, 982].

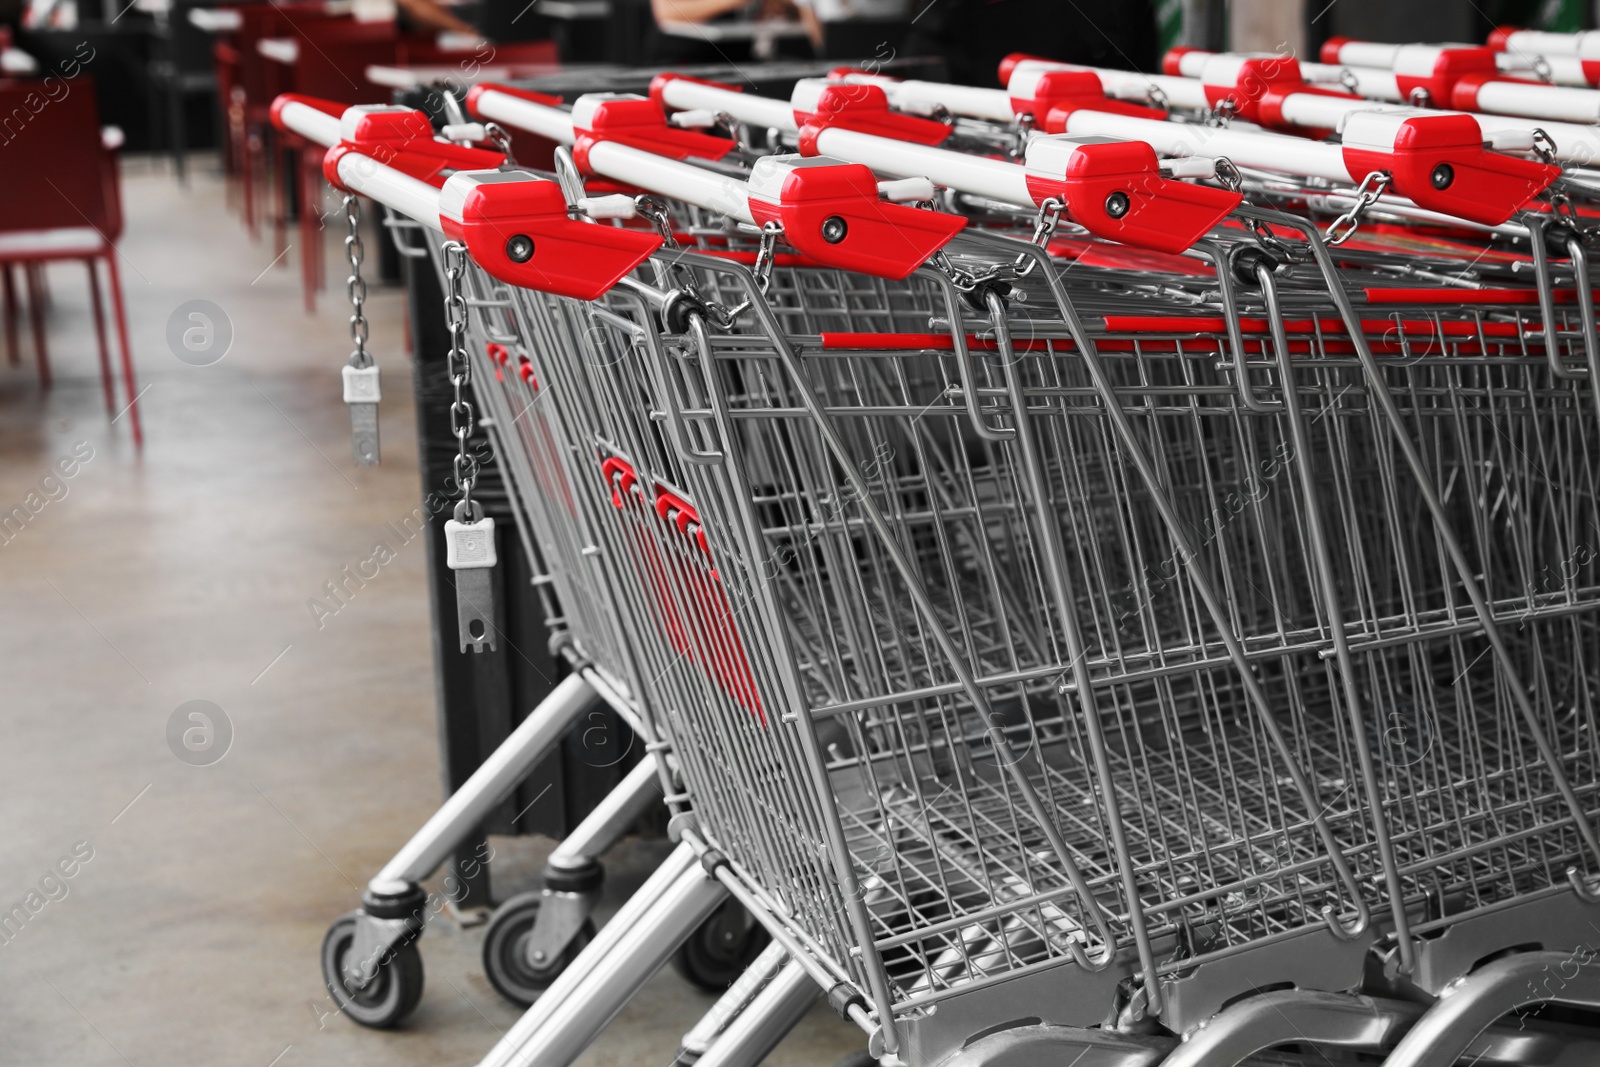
[274, 23, 1600, 1066]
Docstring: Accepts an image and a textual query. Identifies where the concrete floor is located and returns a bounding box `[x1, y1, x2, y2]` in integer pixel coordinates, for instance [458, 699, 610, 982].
[0, 159, 864, 1067]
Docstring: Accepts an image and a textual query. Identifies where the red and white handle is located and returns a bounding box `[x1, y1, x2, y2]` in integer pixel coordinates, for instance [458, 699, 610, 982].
[468, 84, 966, 280]
[1184, 47, 1600, 159]
[1055, 106, 1556, 226]
[1193, 43, 1600, 124]
[270, 96, 662, 300]
[1489, 27, 1600, 86]
[652, 73, 1240, 253]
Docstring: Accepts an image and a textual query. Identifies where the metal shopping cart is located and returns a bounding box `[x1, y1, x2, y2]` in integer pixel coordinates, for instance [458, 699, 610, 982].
[276, 60, 1600, 1065]
[456, 87, 1600, 1067]
[269, 96, 700, 1024]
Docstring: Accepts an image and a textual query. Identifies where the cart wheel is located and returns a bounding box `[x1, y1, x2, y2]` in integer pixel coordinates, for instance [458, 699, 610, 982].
[321, 912, 424, 1029]
[482, 891, 595, 1007]
[671, 899, 769, 992]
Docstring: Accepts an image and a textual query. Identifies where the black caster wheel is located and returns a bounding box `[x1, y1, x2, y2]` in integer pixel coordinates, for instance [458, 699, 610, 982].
[671, 899, 770, 992]
[321, 911, 424, 1029]
[482, 890, 596, 1007]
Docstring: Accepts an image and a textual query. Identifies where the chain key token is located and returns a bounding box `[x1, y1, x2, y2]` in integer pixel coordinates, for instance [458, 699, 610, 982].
[343, 194, 380, 466]
[446, 500, 499, 653]
[440, 241, 496, 652]
[343, 364, 381, 465]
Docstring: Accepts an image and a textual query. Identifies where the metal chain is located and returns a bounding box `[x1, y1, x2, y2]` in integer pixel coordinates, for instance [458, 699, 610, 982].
[1009, 112, 1035, 161]
[1325, 170, 1391, 246]
[1013, 197, 1064, 277]
[1533, 55, 1554, 84]
[1532, 128, 1559, 165]
[1206, 97, 1238, 128]
[483, 122, 516, 167]
[344, 195, 372, 370]
[1338, 68, 1359, 96]
[442, 242, 477, 514]
[1550, 186, 1579, 223]
[1407, 86, 1432, 108]
[751, 222, 781, 294]
[1210, 157, 1297, 259]
[1146, 84, 1169, 111]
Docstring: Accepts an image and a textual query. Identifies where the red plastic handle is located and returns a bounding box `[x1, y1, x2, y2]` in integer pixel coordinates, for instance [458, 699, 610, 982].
[1024, 138, 1241, 254]
[439, 171, 662, 301]
[1340, 111, 1559, 226]
[319, 103, 507, 190]
[745, 159, 965, 281]
[571, 93, 735, 165]
[1022, 69, 1168, 123]
[795, 82, 951, 147]
[654, 487, 711, 556]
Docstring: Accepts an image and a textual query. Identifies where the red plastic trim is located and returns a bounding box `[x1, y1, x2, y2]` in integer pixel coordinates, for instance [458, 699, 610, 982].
[1486, 26, 1518, 52]
[1017, 69, 1168, 122]
[744, 160, 965, 280]
[269, 93, 343, 134]
[795, 82, 951, 148]
[1391, 46, 1499, 104]
[1162, 46, 1199, 76]
[1023, 138, 1240, 254]
[1340, 113, 1558, 225]
[464, 82, 565, 120]
[439, 172, 662, 300]
[998, 52, 1053, 86]
[571, 94, 734, 167]
[1320, 37, 1353, 64]
[320, 105, 507, 191]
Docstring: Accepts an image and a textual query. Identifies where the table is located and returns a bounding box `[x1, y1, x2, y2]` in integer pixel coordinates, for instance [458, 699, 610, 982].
[657, 18, 808, 59]
[1, 47, 38, 74]
[257, 36, 300, 64]
[187, 7, 243, 30]
[365, 61, 566, 88]
[541, 0, 611, 16]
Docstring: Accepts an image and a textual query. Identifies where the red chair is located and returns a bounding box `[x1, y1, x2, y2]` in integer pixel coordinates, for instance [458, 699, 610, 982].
[224, 3, 347, 242]
[0, 78, 141, 445]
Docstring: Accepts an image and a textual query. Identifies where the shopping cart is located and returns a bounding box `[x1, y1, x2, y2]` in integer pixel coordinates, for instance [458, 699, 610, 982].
[270, 95, 689, 1023]
[447, 87, 1600, 1067]
[276, 63, 1600, 1065]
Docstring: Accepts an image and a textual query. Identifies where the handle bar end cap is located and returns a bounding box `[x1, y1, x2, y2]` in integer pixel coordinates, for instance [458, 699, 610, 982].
[745, 156, 964, 280]
[999, 52, 1054, 86]
[1342, 109, 1559, 225]
[438, 170, 662, 300]
[571, 93, 735, 162]
[794, 82, 951, 148]
[464, 82, 565, 121]
[269, 93, 345, 134]
[1026, 136, 1241, 254]
[647, 72, 743, 110]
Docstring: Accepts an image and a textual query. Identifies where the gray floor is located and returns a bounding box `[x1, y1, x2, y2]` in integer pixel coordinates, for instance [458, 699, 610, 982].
[0, 159, 863, 1067]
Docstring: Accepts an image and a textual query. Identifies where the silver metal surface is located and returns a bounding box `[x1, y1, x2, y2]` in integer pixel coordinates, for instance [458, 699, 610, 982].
[692, 958, 818, 1067]
[373, 673, 597, 889]
[475, 842, 726, 1067]
[547, 754, 664, 870]
[1383, 950, 1600, 1067]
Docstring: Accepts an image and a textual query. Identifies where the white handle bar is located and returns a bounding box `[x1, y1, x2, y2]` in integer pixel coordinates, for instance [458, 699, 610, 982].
[1496, 29, 1600, 58]
[334, 153, 446, 230]
[277, 99, 343, 147]
[653, 77, 798, 131]
[274, 100, 447, 228]
[471, 89, 578, 143]
[1059, 110, 1352, 185]
[470, 87, 759, 223]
